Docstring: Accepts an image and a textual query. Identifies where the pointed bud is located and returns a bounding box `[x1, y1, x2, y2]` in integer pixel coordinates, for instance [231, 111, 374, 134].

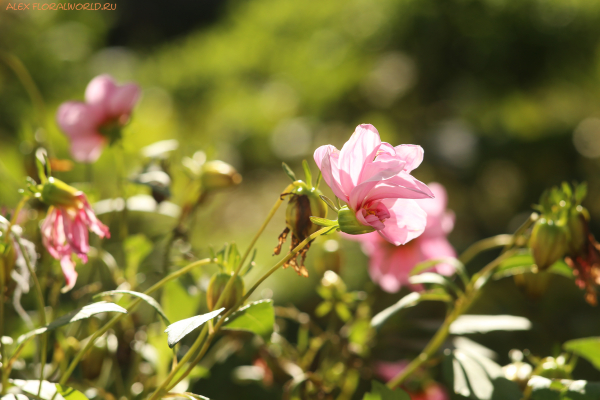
[40, 177, 83, 209]
[337, 206, 376, 235]
[200, 161, 242, 191]
[529, 218, 569, 270]
[207, 272, 245, 311]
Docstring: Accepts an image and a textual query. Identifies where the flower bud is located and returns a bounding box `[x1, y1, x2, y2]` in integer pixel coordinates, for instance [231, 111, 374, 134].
[567, 206, 589, 256]
[40, 177, 82, 208]
[200, 161, 242, 191]
[337, 206, 376, 235]
[536, 356, 571, 379]
[206, 272, 245, 311]
[529, 218, 569, 270]
[285, 182, 327, 241]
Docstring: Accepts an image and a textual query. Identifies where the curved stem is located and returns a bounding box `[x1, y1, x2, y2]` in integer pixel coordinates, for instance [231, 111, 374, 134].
[15, 236, 47, 396]
[387, 249, 518, 389]
[56, 258, 215, 390]
[459, 234, 513, 265]
[213, 183, 295, 313]
[7, 196, 29, 235]
[157, 226, 332, 397]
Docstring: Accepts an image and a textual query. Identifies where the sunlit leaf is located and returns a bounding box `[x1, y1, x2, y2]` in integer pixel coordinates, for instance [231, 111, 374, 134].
[94, 290, 169, 324]
[10, 380, 89, 400]
[282, 162, 297, 182]
[528, 375, 600, 399]
[564, 337, 600, 371]
[17, 302, 127, 344]
[371, 291, 451, 329]
[165, 308, 224, 348]
[408, 272, 462, 294]
[449, 315, 532, 335]
[363, 381, 410, 400]
[222, 300, 275, 339]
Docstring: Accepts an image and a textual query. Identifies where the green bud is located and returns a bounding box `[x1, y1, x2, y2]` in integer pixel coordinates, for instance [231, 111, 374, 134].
[206, 272, 245, 311]
[536, 356, 571, 380]
[200, 161, 242, 191]
[40, 177, 82, 208]
[285, 182, 327, 240]
[529, 218, 569, 270]
[337, 206, 376, 235]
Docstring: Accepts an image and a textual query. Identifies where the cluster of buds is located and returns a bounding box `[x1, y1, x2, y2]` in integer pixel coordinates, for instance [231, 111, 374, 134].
[274, 162, 327, 277]
[529, 183, 600, 304]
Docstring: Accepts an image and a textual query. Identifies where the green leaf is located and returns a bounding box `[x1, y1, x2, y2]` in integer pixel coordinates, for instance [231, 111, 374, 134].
[319, 195, 339, 213]
[10, 380, 89, 400]
[575, 182, 588, 204]
[371, 291, 451, 329]
[410, 257, 469, 284]
[164, 308, 224, 348]
[564, 337, 600, 371]
[315, 301, 333, 317]
[445, 349, 522, 400]
[526, 376, 600, 399]
[335, 302, 352, 322]
[302, 159, 313, 187]
[94, 290, 170, 324]
[310, 216, 338, 227]
[17, 302, 127, 344]
[408, 272, 462, 295]
[449, 315, 531, 335]
[222, 300, 275, 339]
[493, 250, 574, 280]
[282, 162, 297, 182]
[363, 381, 410, 400]
[162, 280, 200, 325]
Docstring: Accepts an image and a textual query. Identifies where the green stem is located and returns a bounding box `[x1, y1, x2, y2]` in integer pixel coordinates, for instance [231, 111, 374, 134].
[7, 196, 29, 235]
[386, 249, 518, 389]
[157, 226, 332, 397]
[0, 52, 46, 130]
[458, 234, 513, 265]
[56, 258, 215, 391]
[15, 237, 47, 396]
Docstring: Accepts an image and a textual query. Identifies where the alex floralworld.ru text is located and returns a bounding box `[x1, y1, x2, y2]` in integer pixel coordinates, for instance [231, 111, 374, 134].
[5, 2, 116, 10]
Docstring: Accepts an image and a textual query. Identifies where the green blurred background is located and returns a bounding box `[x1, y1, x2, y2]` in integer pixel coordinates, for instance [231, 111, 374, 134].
[2, 0, 600, 398]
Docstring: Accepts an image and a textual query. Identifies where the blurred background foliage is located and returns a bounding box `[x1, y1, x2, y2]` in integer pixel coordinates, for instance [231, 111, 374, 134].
[2, 0, 600, 398]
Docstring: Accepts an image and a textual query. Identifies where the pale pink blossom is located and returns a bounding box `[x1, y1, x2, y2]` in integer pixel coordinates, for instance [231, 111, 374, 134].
[57, 75, 140, 163]
[375, 361, 449, 400]
[314, 124, 433, 246]
[41, 193, 110, 291]
[352, 183, 456, 293]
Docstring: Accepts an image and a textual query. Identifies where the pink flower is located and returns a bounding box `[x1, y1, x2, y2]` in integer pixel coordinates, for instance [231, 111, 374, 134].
[57, 75, 140, 163]
[375, 361, 449, 400]
[313, 124, 433, 246]
[352, 183, 456, 293]
[41, 191, 110, 291]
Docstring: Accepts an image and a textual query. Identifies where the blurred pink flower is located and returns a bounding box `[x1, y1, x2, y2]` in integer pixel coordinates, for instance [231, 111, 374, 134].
[375, 361, 449, 400]
[351, 183, 456, 293]
[57, 75, 140, 163]
[313, 124, 433, 246]
[41, 192, 110, 291]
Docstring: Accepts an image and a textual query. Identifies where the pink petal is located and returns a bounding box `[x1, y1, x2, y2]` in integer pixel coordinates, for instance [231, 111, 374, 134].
[70, 133, 106, 163]
[378, 198, 427, 246]
[60, 256, 78, 292]
[314, 145, 348, 201]
[85, 74, 117, 106]
[79, 195, 111, 238]
[337, 124, 381, 195]
[418, 183, 455, 238]
[375, 361, 409, 382]
[419, 236, 457, 276]
[56, 102, 104, 138]
[108, 83, 140, 118]
[370, 241, 422, 292]
[362, 173, 434, 205]
[348, 154, 406, 210]
[394, 144, 424, 172]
